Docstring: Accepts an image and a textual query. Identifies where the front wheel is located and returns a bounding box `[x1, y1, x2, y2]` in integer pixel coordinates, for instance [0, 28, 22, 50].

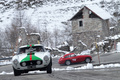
[13, 67, 21, 76]
[47, 58, 52, 73]
[47, 65, 52, 73]
[65, 60, 71, 66]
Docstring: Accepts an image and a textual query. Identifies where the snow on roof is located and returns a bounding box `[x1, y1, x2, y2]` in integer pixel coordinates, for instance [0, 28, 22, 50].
[85, 4, 112, 20]
[70, 4, 112, 20]
[30, 33, 40, 36]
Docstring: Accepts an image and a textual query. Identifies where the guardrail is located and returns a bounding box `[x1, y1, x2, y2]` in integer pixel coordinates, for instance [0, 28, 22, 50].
[0, 57, 12, 60]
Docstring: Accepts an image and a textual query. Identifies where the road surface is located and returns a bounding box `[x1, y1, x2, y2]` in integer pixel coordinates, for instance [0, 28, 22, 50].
[0, 52, 120, 80]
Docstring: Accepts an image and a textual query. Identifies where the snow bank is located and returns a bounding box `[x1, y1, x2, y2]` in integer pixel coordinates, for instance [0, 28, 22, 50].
[28, 71, 46, 74]
[117, 42, 120, 52]
[94, 63, 120, 69]
[0, 60, 11, 66]
[53, 63, 120, 71]
[0, 71, 13, 75]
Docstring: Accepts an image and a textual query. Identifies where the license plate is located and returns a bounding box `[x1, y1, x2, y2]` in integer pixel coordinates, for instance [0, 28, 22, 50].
[27, 65, 36, 69]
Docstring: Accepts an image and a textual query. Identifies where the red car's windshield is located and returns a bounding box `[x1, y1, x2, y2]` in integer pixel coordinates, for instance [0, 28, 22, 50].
[64, 53, 76, 58]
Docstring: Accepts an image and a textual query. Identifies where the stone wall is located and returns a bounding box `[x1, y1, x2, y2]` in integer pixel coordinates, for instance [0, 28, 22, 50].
[102, 20, 110, 37]
[72, 31, 103, 49]
[72, 18, 103, 33]
[17, 28, 41, 48]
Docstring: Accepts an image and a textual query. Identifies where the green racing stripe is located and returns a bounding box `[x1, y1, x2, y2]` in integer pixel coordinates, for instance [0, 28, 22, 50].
[20, 52, 42, 62]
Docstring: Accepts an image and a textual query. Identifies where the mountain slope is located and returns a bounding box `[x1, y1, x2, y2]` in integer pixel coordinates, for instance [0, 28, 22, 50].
[0, 0, 119, 31]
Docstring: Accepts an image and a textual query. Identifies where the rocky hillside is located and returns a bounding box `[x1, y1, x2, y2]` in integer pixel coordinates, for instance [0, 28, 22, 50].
[0, 0, 119, 31]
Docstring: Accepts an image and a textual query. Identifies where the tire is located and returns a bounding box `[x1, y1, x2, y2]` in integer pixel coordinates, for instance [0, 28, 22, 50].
[13, 67, 21, 76]
[85, 57, 91, 63]
[47, 58, 52, 74]
[24, 70, 29, 73]
[65, 60, 71, 66]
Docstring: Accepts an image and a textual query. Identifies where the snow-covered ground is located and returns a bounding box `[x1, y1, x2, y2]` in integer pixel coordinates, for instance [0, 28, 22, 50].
[53, 63, 120, 71]
[0, 60, 11, 66]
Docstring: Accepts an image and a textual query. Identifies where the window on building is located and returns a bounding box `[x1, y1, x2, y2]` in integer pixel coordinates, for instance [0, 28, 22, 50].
[79, 21, 83, 27]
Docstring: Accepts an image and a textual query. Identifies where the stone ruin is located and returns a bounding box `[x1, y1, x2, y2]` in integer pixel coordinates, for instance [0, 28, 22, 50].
[15, 27, 41, 50]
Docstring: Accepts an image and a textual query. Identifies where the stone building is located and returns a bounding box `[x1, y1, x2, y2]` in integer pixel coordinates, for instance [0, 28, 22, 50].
[15, 27, 41, 50]
[70, 4, 112, 51]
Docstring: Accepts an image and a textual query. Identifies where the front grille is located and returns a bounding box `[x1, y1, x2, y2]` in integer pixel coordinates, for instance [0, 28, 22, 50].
[20, 60, 43, 67]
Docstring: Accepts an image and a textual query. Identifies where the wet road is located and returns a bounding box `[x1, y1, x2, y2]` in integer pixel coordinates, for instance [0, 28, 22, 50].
[0, 52, 120, 80]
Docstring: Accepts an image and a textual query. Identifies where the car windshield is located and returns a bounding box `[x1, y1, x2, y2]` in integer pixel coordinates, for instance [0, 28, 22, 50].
[18, 46, 45, 54]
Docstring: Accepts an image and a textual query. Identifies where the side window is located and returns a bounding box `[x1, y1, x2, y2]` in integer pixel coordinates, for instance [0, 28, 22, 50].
[19, 48, 25, 54]
[79, 21, 83, 27]
[65, 55, 70, 58]
[35, 46, 45, 52]
[71, 54, 76, 57]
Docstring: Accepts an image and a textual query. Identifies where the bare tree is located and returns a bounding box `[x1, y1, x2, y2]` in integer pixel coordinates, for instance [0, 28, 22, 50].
[61, 22, 72, 45]
[5, 24, 19, 54]
[53, 27, 59, 47]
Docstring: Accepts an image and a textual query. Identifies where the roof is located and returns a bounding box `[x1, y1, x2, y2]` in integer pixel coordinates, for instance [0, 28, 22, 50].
[64, 53, 74, 57]
[70, 4, 112, 20]
[19, 44, 43, 48]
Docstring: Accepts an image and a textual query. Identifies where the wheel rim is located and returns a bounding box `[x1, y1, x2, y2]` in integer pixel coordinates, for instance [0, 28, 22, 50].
[66, 61, 70, 65]
[86, 58, 90, 63]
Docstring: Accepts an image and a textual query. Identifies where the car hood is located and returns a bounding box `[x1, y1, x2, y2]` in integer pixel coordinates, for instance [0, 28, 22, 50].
[16, 52, 47, 63]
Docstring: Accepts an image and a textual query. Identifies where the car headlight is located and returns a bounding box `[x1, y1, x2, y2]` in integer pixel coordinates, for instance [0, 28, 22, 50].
[13, 59, 18, 65]
[44, 55, 49, 61]
[22, 62, 26, 67]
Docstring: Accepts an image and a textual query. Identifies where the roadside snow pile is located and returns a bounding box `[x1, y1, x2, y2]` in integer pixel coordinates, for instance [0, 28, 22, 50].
[0, 60, 11, 66]
[80, 63, 93, 69]
[117, 42, 120, 52]
[0, 71, 46, 75]
[66, 66, 75, 70]
[28, 71, 46, 74]
[94, 63, 120, 69]
[53, 63, 120, 71]
[0, 71, 13, 75]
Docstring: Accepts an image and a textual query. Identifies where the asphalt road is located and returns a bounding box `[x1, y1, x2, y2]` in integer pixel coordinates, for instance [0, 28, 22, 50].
[53, 52, 120, 68]
[0, 52, 120, 80]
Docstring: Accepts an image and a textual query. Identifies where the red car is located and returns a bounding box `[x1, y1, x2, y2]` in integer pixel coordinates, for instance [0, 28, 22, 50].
[58, 53, 92, 65]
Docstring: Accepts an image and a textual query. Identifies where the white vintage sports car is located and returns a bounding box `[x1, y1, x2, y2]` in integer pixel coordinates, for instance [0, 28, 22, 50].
[12, 44, 52, 76]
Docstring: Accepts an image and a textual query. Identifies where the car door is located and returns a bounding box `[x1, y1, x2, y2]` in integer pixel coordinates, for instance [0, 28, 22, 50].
[76, 55, 85, 62]
[70, 54, 78, 63]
